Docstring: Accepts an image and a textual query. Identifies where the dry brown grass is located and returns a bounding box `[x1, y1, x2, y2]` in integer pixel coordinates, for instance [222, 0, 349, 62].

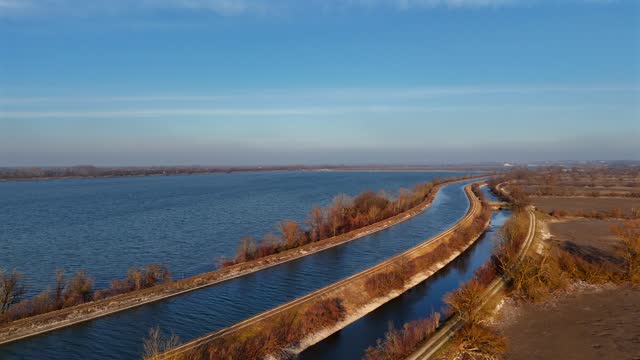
[501, 254, 567, 302]
[496, 215, 630, 304]
[441, 277, 506, 360]
[191, 297, 347, 360]
[612, 220, 640, 284]
[364, 262, 412, 299]
[554, 247, 621, 284]
[363, 312, 441, 360]
[452, 324, 506, 360]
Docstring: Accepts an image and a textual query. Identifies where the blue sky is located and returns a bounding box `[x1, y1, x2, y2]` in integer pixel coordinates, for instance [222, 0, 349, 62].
[0, 0, 638, 166]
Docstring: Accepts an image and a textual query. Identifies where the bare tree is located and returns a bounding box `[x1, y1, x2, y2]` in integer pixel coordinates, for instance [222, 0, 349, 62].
[54, 269, 65, 308]
[236, 236, 257, 262]
[0, 268, 26, 314]
[143, 326, 180, 360]
[63, 271, 94, 306]
[306, 206, 326, 242]
[277, 220, 303, 248]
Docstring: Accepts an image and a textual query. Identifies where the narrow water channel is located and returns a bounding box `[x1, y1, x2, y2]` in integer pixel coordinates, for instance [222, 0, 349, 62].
[0, 180, 479, 359]
[299, 209, 510, 360]
[481, 184, 501, 202]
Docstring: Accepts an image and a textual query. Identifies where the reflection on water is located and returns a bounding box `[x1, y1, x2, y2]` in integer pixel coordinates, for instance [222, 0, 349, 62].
[299, 210, 510, 360]
[0, 171, 475, 296]
[0, 180, 479, 360]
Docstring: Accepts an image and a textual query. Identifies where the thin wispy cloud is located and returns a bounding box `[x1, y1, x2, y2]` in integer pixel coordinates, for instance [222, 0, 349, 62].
[0, 0, 619, 17]
[0, 85, 636, 105]
[0, 106, 460, 119]
[1, 104, 632, 119]
[0, 0, 26, 9]
[345, 0, 517, 10]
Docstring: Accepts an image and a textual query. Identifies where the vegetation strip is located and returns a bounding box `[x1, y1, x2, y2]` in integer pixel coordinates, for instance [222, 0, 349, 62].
[0, 175, 482, 345]
[156, 182, 490, 359]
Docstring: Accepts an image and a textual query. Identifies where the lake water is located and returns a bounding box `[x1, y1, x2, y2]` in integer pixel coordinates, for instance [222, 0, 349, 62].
[0, 171, 474, 296]
[0, 174, 479, 359]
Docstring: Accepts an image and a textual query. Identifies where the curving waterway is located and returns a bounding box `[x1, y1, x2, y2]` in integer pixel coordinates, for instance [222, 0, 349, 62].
[0, 171, 474, 296]
[0, 176, 479, 359]
[299, 209, 510, 360]
[481, 184, 502, 203]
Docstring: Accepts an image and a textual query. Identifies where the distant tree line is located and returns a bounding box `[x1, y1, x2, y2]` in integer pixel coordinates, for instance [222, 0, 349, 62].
[0, 165, 308, 180]
[0, 165, 490, 181]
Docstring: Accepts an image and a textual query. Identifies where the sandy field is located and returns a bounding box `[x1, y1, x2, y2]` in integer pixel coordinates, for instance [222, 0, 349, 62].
[547, 219, 623, 263]
[497, 286, 640, 360]
[495, 216, 640, 360]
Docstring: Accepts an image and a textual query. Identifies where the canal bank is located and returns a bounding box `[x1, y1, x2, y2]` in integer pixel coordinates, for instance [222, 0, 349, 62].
[298, 209, 511, 360]
[0, 180, 479, 359]
[159, 183, 488, 358]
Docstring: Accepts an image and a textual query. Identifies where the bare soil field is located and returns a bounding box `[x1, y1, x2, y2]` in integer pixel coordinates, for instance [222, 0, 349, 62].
[532, 197, 640, 214]
[547, 219, 623, 263]
[497, 286, 640, 360]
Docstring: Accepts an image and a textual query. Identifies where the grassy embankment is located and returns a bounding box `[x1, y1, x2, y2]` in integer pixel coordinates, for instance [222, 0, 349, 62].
[150, 183, 491, 360]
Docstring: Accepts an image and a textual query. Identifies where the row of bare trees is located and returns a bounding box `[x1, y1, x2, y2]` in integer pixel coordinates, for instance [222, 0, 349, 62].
[177, 297, 346, 360]
[226, 178, 472, 266]
[0, 270, 94, 323]
[364, 206, 525, 360]
[0, 165, 314, 180]
[0, 264, 170, 324]
[549, 207, 640, 220]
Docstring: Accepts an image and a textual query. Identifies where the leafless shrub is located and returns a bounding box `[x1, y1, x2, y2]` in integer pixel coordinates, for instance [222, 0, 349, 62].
[63, 271, 94, 306]
[142, 326, 181, 360]
[444, 280, 487, 325]
[364, 312, 440, 360]
[364, 267, 407, 299]
[611, 220, 640, 284]
[453, 323, 506, 360]
[226, 176, 477, 266]
[0, 268, 25, 315]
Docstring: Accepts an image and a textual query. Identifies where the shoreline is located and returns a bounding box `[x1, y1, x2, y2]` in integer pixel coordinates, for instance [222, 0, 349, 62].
[0, 175, 484, 346]
[0, 167, 491, 183]
[292, 192, 491, 357]
[160, 182, 486, 358]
